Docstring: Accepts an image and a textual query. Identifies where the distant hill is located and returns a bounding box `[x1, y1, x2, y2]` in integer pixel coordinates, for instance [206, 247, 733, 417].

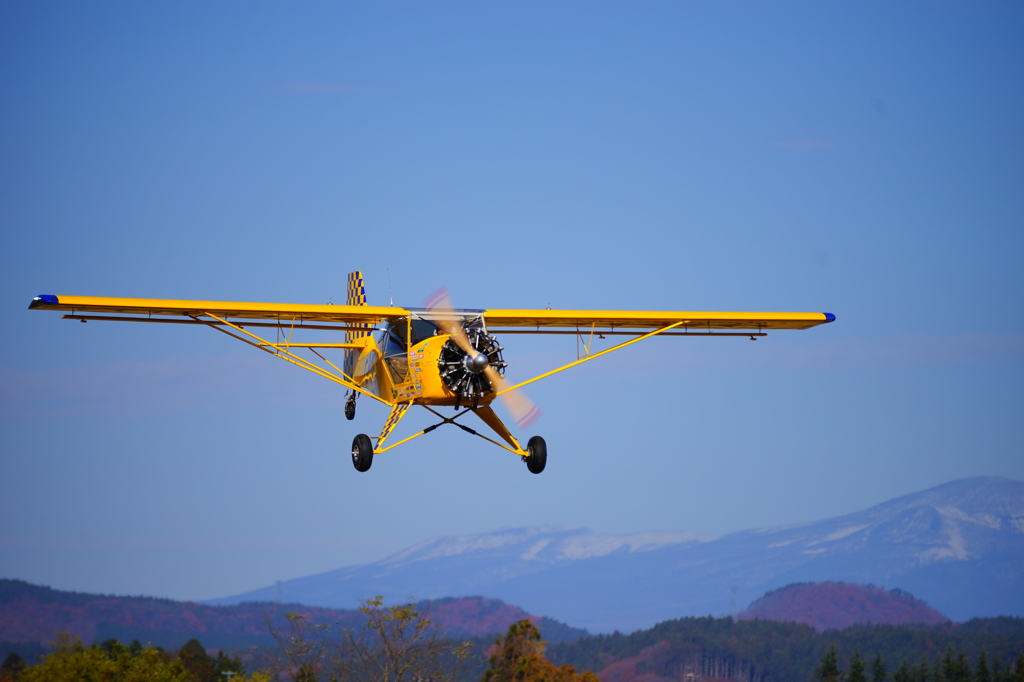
[0, 579, 586, 651]
[737, 582, 950, 632]
[207, 477, 1024, 632]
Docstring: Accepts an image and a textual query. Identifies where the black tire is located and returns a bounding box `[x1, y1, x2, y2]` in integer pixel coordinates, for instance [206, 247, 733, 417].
[351, 434, 373, 472]
[526, 436, 547, 474]
[345, 399, 356, 421]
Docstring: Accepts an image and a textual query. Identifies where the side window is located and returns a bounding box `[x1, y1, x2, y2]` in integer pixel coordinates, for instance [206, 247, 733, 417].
[379, 321, 407, 357]
[380, 320, 408, 383]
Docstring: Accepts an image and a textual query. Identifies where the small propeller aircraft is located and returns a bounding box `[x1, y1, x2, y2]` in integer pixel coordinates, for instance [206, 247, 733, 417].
[28, 272, 835, 474]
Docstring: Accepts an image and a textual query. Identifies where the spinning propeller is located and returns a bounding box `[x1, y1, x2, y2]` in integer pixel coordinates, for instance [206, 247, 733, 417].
[424, 288, 541, 429]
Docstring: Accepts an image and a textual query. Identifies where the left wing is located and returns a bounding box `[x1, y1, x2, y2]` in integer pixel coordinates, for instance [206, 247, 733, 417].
[29, 294, 407, 326]
[482, 309, 835, 331]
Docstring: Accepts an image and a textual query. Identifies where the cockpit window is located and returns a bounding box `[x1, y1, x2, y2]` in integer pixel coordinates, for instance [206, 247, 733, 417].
[381, 322, 406, 356]
[380, 319, 408, 383]
[410, 319, 440, 347]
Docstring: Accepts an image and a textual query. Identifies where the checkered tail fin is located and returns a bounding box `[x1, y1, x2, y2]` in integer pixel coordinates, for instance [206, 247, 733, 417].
[344, 271, 372, 378]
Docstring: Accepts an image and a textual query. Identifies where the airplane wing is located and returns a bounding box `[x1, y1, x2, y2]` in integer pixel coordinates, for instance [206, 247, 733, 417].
[28, 294, 408, 326]
[28, 295, 834, 331]
[482, 309, 835, 331]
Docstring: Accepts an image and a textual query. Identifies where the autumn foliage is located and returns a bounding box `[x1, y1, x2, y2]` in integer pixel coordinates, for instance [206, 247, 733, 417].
[483, 620, 599, 682]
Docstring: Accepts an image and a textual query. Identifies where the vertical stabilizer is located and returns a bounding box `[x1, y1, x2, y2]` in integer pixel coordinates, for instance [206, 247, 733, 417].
[344, 271, 372, 378]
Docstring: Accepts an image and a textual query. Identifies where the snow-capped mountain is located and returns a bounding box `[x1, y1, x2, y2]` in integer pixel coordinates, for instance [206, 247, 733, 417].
[207, 477, 1024, 633]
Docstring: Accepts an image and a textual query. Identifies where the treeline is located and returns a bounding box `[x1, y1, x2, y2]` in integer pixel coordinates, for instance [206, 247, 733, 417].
[0, 635, 255, 682]
[5, 603, 1024, 682]
[545, 616, 1024, 682]
[813, 643, 1024, 682]
[0, 598, 584, 682]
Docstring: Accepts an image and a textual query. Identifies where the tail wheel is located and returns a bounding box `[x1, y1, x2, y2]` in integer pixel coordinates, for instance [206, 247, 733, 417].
[526, 435, 547, 474]
[352, 434, 373, 472]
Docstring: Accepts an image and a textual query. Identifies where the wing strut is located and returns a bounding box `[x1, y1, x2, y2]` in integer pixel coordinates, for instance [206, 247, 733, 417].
[190, 312, 390, 406]
[496, 320, 687, 396]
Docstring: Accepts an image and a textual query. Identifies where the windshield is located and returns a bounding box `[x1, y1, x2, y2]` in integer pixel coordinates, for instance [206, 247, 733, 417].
[410, 318, 440, 347]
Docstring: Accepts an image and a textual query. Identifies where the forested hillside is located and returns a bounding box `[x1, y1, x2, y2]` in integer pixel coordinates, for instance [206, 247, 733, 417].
[545, 616, 1024, 682]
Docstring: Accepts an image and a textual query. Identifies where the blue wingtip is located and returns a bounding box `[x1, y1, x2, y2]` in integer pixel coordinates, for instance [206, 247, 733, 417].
[29, 294, 59, 309]
[823, 312, 836, 323]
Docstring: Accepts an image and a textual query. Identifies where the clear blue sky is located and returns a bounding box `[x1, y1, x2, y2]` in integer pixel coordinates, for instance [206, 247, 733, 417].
[1, 2, 1022, 604]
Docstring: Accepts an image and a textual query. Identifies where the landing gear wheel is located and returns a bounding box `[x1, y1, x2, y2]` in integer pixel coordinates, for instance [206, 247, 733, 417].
[352, 434, 373, 472]
[345, 394, 356, 421]
[525, 435, 547, 474]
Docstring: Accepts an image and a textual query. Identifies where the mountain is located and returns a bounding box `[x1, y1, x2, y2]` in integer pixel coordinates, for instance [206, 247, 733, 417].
[205, 527, 711, 611]
[0, 579, 585, 650]
[207, 477, 1024, 633]
[737, 582, 950, 632]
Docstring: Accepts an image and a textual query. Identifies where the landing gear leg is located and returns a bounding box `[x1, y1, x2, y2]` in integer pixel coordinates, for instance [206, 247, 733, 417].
[345, 392, 356, 421]
[525, 435, 547, 474]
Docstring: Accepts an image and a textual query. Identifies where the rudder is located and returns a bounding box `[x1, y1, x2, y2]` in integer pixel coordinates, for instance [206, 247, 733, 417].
[344, 271, 373, 378]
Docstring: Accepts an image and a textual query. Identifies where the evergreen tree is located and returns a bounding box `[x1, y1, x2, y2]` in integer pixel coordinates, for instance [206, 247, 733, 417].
[849, 649, 868, 682]
[914, 655, 931, 682]
[873, 653, 889, 682]
[894, 660, 912, 682]
[939, 646, 957, 682]
[976, 650, 991, 682]
[213, 650, 245, 680]
[954, 651, 973, 682]
[1011, 656, 1024, 682]
[991, 657, 1005, 682]
[815, 646, 844, 682]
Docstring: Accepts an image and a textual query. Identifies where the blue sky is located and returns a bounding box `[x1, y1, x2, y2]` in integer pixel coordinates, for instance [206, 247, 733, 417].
[1, 2, 1022, 605]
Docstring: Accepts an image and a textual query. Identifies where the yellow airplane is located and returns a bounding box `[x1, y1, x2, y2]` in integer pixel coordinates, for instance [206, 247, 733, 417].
[28, 271, 835, 474]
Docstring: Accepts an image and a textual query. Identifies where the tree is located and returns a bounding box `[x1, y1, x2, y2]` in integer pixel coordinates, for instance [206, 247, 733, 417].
[262, 612, 332, 681]
[954, 651, 973, 682]
[482, 620, 599, 682]
[178, 638, 215, 682]
[894, 660, 912, 682]
[0, 653, 26, 681]
[213, 650, 246, 681]
[977, 650, 991, 682]
[261, 597, 471, 682]
[849, 649, 867, 682]
[1011, 656, 1024, 682]
[914, 655, 931, 682]
[873, 654, 889, 682]
[815, 646, 845, 682]
[336, 597, 471, 682]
